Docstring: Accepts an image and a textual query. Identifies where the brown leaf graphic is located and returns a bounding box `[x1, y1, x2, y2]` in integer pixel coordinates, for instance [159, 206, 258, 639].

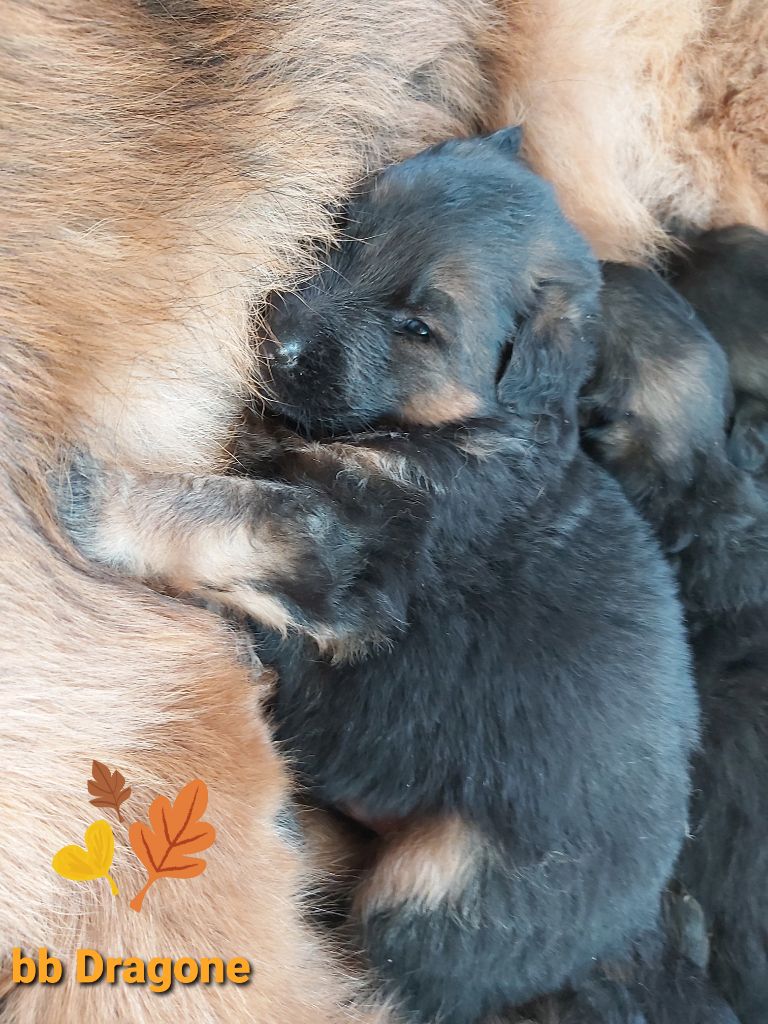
[128, 779, 216, 912]
[87, 760, 132, 823]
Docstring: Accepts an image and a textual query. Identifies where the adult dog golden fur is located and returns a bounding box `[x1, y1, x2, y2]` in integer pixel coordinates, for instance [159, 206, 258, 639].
[496, 0, 768, 259]
[0, 1, 766, 1022]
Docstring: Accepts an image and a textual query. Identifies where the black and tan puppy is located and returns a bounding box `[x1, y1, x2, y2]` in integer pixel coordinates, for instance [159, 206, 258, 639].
[244, 131, 700, 1024]
[672, 226, 768, 474]
[583, 262, 768, 1024]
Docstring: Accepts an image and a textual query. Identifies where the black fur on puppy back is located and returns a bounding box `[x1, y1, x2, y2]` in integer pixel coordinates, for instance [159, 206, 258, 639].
[258, 417, 698, 1023]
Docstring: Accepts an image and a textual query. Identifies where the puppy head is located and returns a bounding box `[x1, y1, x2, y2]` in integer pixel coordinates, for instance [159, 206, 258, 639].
[581, 264, 732, 556]
[259, 129, 600, 436]
[582, 264, 731, 474]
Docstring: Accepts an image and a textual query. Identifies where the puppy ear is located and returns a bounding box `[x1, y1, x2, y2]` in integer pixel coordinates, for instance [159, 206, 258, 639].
[422, 126, 524, 163]
[497, 277, 599, 417]
[482, 125, 523, 157]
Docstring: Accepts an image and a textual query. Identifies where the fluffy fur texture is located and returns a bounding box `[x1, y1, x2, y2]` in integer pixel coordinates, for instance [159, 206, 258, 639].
[0, 2, 504, 1021]
[583, 260, 768, 1024]
[673, 226, 768, 473]
[2, 1, 767, 1020]
[244, 137, 699, 1024]
[496, 0, 768, 259]
[509, 891, 739, 1023]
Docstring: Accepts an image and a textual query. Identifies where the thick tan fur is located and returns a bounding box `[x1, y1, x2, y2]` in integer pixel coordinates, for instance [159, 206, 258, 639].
[1, 0, 766, 1022]
[494, 0, 768, 260]
[0, 2, 500, 1021]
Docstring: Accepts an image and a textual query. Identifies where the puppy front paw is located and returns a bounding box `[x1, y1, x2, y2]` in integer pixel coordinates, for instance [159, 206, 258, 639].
[241, 480, 363, 636]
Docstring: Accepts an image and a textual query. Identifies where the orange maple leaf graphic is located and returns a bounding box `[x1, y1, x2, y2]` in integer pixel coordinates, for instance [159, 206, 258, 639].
[128, 779, 216, 912]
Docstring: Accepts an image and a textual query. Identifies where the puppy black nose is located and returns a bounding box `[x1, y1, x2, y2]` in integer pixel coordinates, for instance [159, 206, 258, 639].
[265, 292, 311, 371]
[270, 337, 304, 370]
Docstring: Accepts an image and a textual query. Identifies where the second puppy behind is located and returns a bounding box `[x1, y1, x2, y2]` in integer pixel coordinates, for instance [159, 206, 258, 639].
[584, 258, 768, 1024]
[244, 130, 700, 1024]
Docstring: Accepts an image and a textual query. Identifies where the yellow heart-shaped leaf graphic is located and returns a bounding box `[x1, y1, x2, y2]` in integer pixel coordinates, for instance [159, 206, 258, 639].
[83, 818, 114, 875]
[52, 820, 118, 895]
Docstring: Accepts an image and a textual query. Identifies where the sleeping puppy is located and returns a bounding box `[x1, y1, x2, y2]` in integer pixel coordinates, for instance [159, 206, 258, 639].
[582, 262, 768, 1024]
[244, 131, 700, 1024]
[672, 226, 768, 474]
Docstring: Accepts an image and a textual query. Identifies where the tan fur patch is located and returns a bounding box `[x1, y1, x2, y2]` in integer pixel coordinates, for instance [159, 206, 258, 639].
[454, 431, 527, 461]
[291, 441, 420, 488]
[629, 345, 715, 460]
[356, 816, 485, 912]
[197, 586, 296, 634]
[402, 384, 482, 426]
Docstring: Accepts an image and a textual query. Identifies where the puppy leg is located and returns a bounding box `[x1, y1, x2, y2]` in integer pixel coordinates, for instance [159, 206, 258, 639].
[55, 450, 362, 638]
[235, 430, 433, 654]
[353, 812, 683, 1024]
[353, 818, 601, 1024]
[353, 817, 497, 1024]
